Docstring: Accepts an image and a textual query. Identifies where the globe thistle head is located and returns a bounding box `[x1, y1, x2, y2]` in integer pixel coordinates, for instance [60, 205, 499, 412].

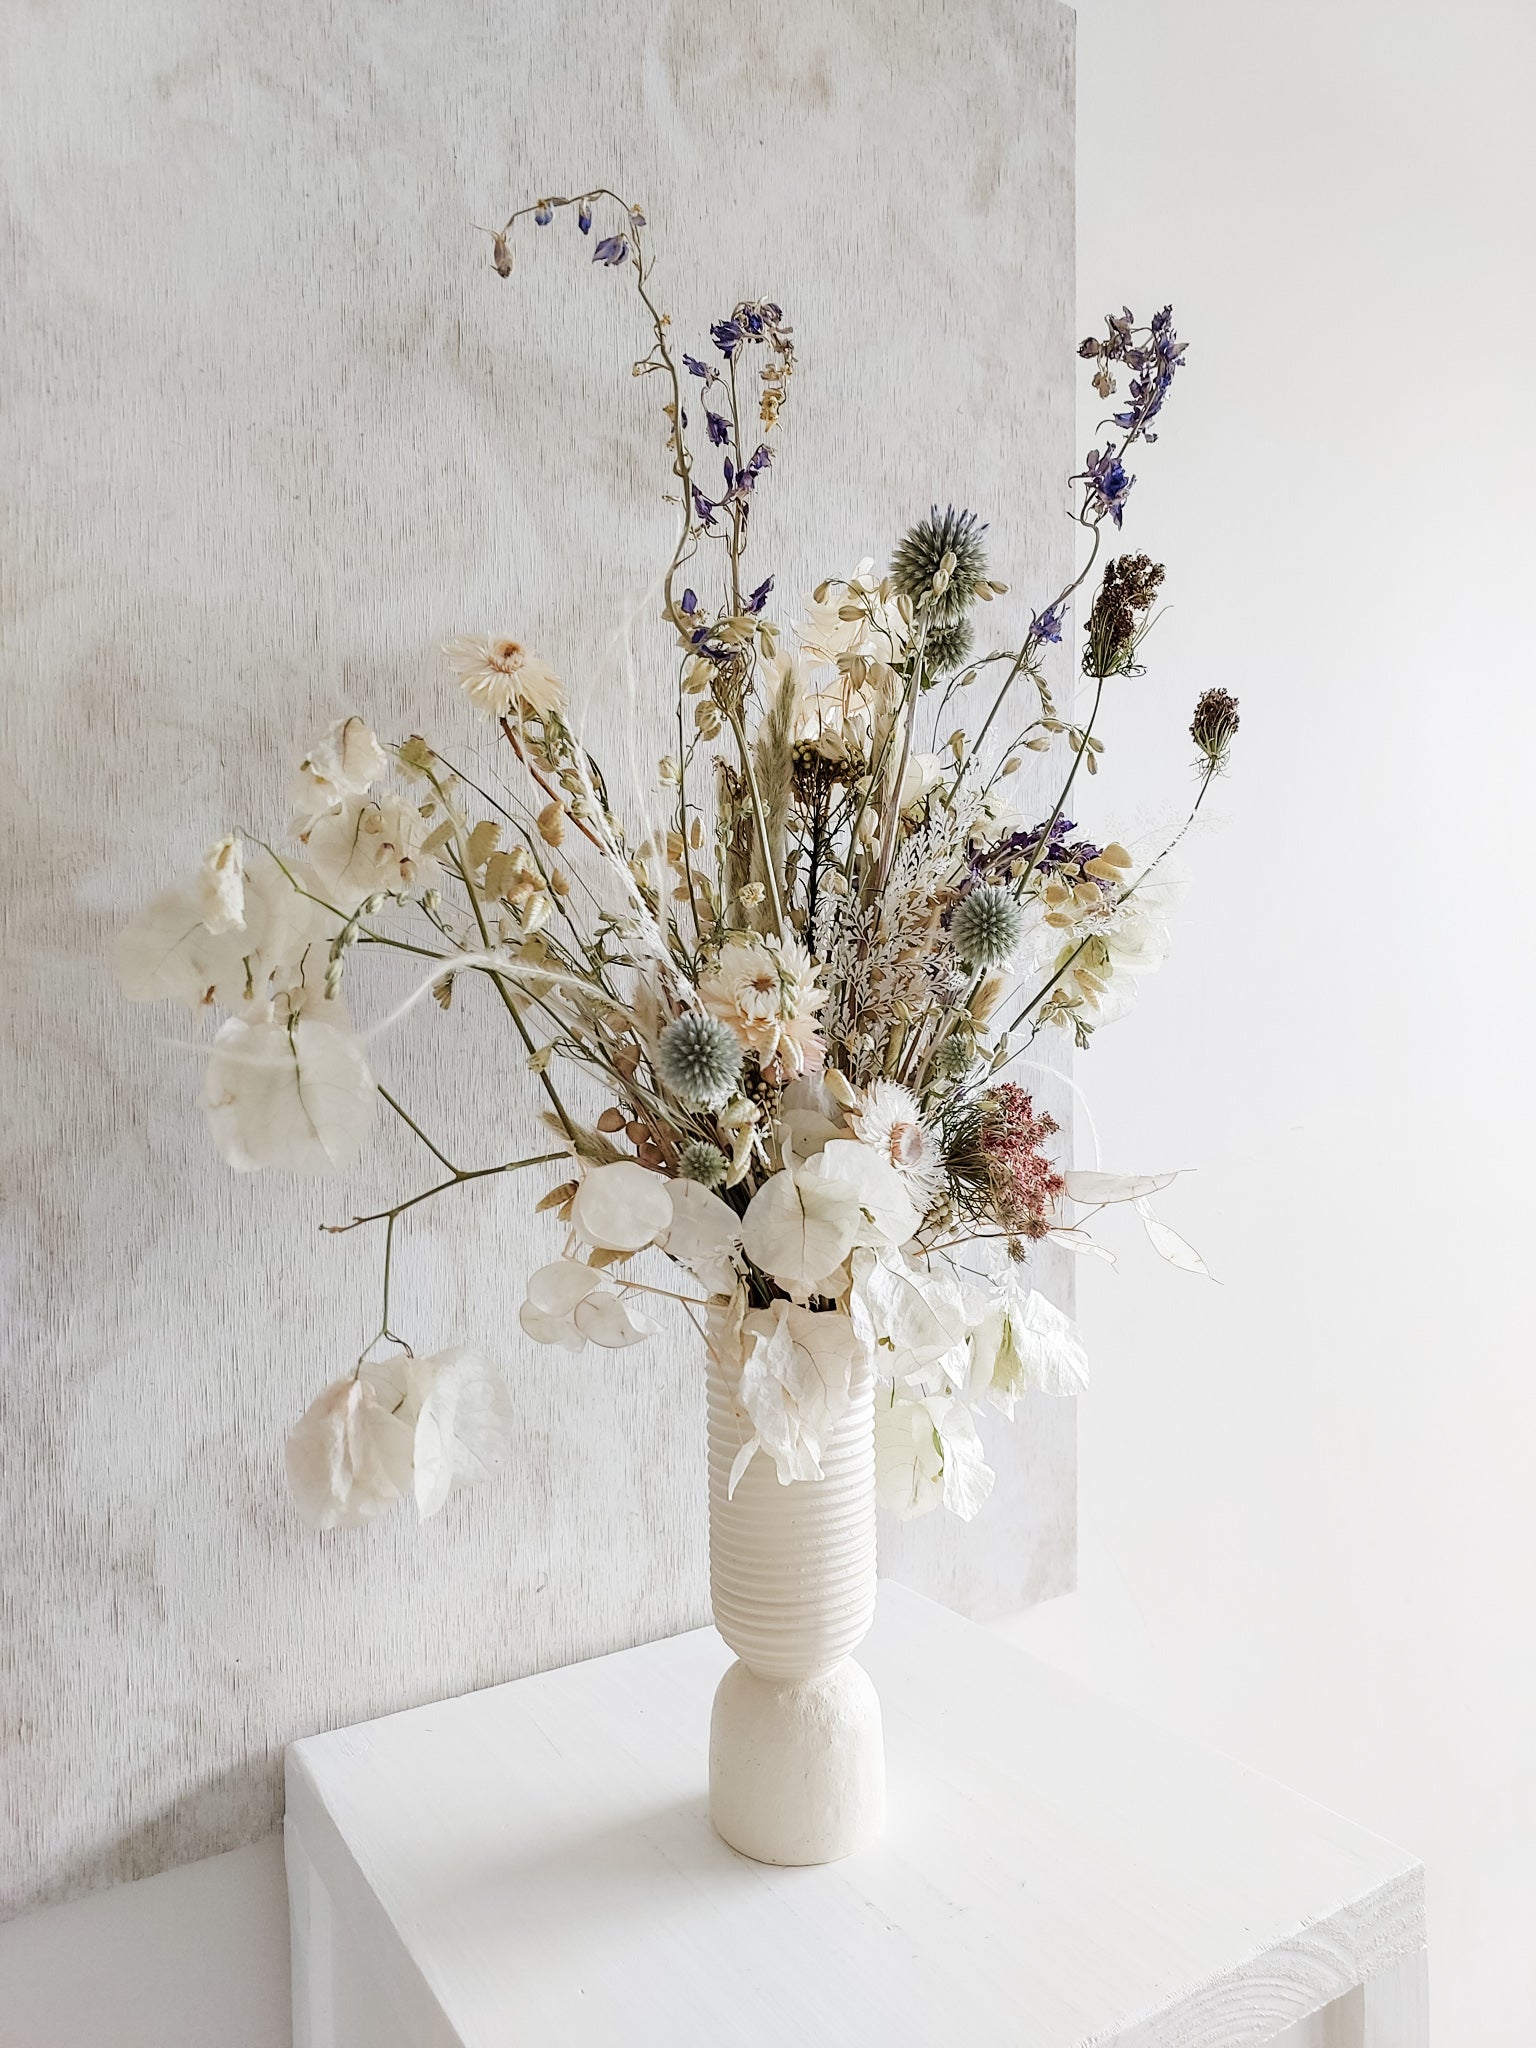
[919, 614, 974, 683]
[1190, 687, 1240, 772]
[655, 1013, 742, 1108]
[932, 1033, 978, 1083]
[890, 505, 989, 626]
[950, 884, 1025, 971]
[677, 1139, 730, 1188]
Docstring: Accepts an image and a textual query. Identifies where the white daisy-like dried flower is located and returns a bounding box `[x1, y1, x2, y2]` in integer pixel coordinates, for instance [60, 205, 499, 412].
[444, 634, 563, 721]
[699, 934, 827, 1081]
[849, 1080, 946, 1211]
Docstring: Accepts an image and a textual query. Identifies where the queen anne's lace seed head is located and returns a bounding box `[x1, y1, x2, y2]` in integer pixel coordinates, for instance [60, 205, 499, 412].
[950, 884, 1025, 971]
[656, 1013, 743, 1108]
[677, 1140, 730, 1188]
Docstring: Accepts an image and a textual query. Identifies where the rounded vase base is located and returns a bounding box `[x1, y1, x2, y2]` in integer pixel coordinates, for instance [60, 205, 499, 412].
[708, 1656, 885, 1866]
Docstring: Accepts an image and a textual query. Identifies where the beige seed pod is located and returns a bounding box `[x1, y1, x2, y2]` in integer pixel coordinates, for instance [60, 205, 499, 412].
[466, 819, 502, 870]
[537, 799, 566, 846]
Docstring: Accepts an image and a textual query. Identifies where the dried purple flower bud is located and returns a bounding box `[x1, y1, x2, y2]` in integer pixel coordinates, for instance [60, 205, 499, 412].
[534, 201, 553, 226]
[578, 200, 593, 234]
[592, 234, 629, 268]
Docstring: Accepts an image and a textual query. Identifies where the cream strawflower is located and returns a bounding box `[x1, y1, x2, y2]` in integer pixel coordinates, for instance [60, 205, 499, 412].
[850, 1080, 946, 1211]
[700, 934, 826, 1081]
[444, 635, 563, 721]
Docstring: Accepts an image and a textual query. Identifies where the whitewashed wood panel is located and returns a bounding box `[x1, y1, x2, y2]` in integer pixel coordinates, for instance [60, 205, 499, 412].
[284, 1588, 1427, 2047]
[0, 0, 1074, 1912]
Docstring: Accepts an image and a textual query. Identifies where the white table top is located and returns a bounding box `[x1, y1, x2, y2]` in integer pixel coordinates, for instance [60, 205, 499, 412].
[285, 1585, 1424, 2047]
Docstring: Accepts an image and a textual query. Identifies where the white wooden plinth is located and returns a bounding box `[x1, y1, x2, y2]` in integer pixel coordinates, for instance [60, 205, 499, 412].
[285, 1587, 1427, 2048]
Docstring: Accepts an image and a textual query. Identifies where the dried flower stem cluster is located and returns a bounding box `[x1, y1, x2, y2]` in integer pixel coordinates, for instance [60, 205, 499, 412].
[118, 191, 1233, 1532]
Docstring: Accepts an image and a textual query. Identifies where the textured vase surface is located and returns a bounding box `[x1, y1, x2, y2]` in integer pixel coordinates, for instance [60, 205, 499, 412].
[706, 1356, 885, 1865]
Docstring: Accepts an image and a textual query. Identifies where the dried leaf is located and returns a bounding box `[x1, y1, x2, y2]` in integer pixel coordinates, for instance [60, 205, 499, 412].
[1135, 1199, 1212, 1277]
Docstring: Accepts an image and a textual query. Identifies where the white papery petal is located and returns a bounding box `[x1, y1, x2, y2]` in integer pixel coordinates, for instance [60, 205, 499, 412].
[525, 1259, 604, 1316]
[115, 850, 333, 1011]
[1063, 1168, 1178, 1205]
[1135, 1199, 1212, 1277]
[196, 836, 246, 935]
[875, 1391, 945, 1520]
[290, 716, 388, 831]
[934, 1398, 995, 1521]
[201, 1015, 375, 1173]
[306, 793, 438, 912]
[115, 883, 231, 1006]
[777, 1075, 845, 1160]
[571, 1161, 673, 1252]
[284, 1373, 414, 1531]
[518, 1300, 588, 1352]
[662, 1178, 743, 1294]
[849, 1245, 968, 1376]
[1046, 1227, 1119, 1264]
[807, 1139, 921, 1248]
[1008, 1286, 1090, 1396]
[573, 1289, 658, 1348]
[736, 1301, 861, 1484]
[739, 1168, 861, 1298]
[366, 1347, 515, 1519]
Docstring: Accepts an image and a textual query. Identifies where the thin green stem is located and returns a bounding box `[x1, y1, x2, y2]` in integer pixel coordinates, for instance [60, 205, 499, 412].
[378, 1087, 460, 1174]
[328, 1150, 567, 1235]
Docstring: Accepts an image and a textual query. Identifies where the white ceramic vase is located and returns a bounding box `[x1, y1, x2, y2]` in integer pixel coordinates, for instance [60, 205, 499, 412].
[706, 1355, 885, 1865]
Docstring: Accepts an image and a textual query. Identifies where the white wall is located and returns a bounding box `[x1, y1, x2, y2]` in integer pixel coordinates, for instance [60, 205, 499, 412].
[0, 1840, 288, 2048]
[0, 0, 1073, 1918]
[1004, 3, 1536, 2043]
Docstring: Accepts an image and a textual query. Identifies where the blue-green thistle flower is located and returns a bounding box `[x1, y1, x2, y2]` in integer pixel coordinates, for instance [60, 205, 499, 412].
[932, 1034, 978, 1082]
[677, 1140, 730, 1188]
[656, 1013, 742, 1108]
[950, 885, 1025, 970]
[891, 505, 989, 625]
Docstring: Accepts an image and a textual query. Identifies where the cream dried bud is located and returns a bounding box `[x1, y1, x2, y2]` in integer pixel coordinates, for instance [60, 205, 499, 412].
[521, 893, 552, 935]
[1002, 756, 1022, 776]
[737, 880, 765, 907]
[421, 820, 456, 856]
[822, 1068, 859, 1111]
[537, 799, 566, 846]
[658, 756, 679, 786]
[466, 819, 502, 870]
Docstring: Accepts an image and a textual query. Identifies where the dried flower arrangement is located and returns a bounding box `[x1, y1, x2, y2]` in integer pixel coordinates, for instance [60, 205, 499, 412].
[117, 189, 1234, 1532]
